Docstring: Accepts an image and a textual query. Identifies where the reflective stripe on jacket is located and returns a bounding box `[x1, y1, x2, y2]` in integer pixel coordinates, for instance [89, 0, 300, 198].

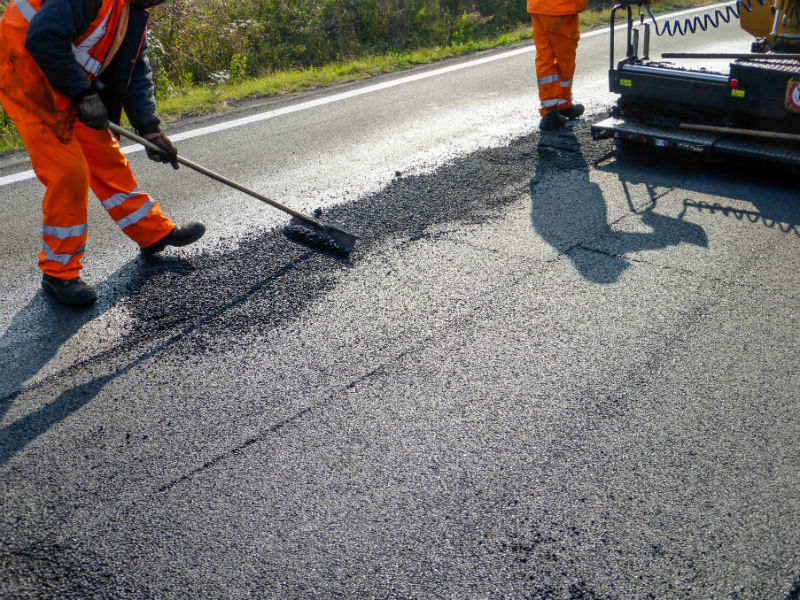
[0, 0, 159, 140]
[14, 0, 127, 84]
[527, 0, 587, 16]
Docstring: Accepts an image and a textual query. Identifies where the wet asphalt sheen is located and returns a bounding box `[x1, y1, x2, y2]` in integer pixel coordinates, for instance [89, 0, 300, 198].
[1, 117, 799, 599]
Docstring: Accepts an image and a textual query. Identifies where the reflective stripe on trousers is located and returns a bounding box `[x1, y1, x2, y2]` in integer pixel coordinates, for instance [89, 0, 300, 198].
[42, 241, 86, 266]
[42, 223, 88, 267]
[530, 13, 580, 115]
[0, 87, 173, 279]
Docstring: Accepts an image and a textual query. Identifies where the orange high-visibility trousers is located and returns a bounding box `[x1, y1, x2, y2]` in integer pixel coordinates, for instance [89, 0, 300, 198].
[0, 90, 174, 281]
[530, 13, 580, 115]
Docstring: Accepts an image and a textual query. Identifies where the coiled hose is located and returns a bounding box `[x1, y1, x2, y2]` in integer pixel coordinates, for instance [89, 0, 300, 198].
[645, 0, 769, 36]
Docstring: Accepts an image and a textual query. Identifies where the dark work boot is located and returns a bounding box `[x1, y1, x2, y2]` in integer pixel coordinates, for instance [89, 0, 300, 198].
[558, 103, 585, 119]
[141, 222, 206, 257]
[42, 274, 98, 307]
[539, 110, 567, 131]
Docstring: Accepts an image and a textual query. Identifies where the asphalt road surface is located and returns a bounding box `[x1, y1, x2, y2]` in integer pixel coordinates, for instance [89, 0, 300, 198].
[1, 6, 799, 599]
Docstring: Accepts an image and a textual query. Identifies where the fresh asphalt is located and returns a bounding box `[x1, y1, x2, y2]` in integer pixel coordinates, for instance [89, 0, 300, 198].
[1, 8, 799, 600]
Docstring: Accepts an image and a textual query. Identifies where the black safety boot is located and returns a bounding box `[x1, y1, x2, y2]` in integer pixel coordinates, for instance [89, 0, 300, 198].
[42, 274, 98, 307]
[539, 110, 567, 131]
[141, 221, 206, 257]
[558, 103, 585, 119]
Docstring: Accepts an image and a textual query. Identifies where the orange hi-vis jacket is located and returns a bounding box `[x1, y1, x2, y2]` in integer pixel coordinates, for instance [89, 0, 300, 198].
[527, 0, 587, 115]
[527, 0, 588, 16]
[0, 0, 173, 280]
[17, 0, 128, 76]
[0, 0, 129, 140]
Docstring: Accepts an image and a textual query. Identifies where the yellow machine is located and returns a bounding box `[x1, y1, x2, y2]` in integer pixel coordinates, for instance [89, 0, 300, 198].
[592, 0, 800, 165]
[740, 0, 800, 44]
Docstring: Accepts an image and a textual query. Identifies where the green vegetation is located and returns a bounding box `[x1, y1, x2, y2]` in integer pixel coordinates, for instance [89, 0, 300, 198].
[0, 0, 713, 153]
[155, 26, 534, 117]
[0, 108, 16, 153]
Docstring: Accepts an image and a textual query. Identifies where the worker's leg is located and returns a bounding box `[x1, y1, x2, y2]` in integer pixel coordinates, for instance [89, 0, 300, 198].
[74, 123, 174, 249]
[0, 90, 92, 280]
[531, 14, 564, 116]
[550, 14, 580, 110]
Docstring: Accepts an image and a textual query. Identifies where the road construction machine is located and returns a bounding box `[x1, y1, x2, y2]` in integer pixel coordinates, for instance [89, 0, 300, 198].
[591, 0, 800, 166]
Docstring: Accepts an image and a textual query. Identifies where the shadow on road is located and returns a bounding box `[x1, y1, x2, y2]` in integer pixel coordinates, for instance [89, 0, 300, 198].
[596, 144, 800, 239]
[0, 250, 315, 468]
[788, 576, 800, 600]
[530, 127, 708, 283]
[0, 256, 194, 466]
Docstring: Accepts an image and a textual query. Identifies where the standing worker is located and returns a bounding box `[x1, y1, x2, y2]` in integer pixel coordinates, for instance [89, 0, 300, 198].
[0, 0, 205, 307]
[528, 0, 587, 130]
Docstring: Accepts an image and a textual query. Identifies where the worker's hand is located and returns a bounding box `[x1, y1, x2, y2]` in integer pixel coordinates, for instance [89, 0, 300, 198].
[143, 131, 179, 170]
[76, 93, 109, 130]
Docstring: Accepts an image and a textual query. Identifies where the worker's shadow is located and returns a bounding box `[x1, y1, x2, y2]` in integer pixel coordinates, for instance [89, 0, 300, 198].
[530, 129, 707, 283]
[0, 256, 193, 467]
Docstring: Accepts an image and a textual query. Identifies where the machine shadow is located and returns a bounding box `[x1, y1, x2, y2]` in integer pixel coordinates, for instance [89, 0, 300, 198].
[594, 144, 800, 239]
[0, 256, 194, 465]
[530, 128, 708, 284]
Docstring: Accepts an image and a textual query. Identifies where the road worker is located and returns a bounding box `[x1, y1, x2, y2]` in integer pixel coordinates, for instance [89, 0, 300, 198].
[528, 0, 587, 130]
[0, 0, 205, 307]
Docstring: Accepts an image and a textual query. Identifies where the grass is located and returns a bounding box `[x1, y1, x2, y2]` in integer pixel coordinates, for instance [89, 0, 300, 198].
[0, 0, 714, 153]
[154, 27, 536, 118]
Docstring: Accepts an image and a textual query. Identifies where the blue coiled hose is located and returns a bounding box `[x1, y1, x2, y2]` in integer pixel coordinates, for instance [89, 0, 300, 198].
[645, 0, 769, 36]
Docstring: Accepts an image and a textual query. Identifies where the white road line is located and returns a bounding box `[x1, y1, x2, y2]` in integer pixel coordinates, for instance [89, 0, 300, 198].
[0, 2, 733, 189]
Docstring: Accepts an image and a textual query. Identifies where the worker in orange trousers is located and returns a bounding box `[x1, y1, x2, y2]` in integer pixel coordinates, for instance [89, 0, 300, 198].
[0, 0, 205, 307]
[527, 0, 588, 130]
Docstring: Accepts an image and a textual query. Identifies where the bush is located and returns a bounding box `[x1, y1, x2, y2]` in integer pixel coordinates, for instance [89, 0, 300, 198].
[146, 0, 534, 95]
[0, 105, 17, 148]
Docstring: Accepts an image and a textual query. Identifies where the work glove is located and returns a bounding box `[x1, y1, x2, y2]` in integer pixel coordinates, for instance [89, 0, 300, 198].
[143, 131, 179, 170]
[76, 92, 109, 130]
